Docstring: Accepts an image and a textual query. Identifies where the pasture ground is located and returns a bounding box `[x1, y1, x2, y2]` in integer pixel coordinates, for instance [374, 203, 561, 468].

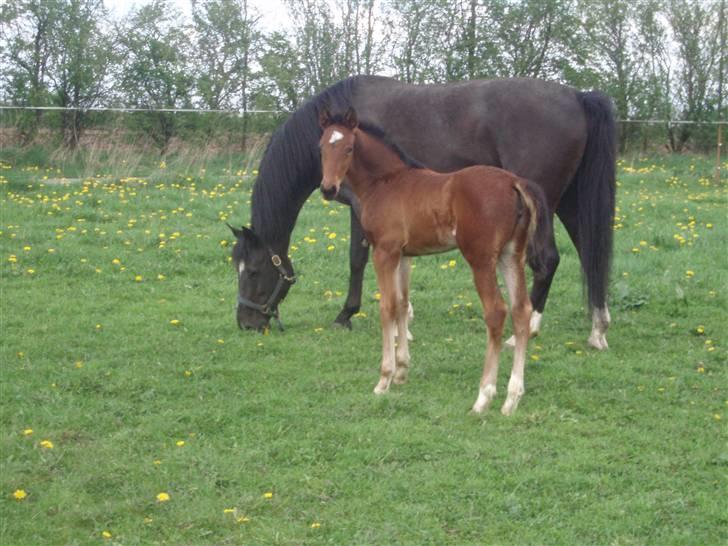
[1, 153, 726, 545]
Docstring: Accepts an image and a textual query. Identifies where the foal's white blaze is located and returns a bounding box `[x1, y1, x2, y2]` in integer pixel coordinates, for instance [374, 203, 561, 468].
[329, 130, 344, 144]
[238, 260, 245, 275]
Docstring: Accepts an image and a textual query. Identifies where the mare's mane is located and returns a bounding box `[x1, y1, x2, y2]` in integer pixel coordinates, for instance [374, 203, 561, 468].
[324, 111, 425, 171]
[356, 121, 426, 171]
[251, 78, 358, 244]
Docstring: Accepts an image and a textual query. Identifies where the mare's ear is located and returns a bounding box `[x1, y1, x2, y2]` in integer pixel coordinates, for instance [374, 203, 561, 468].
[227, 223, 261, 247]
[226, 222, 245, 239]
[344, 107, 358, 129]
[319, 106, 332, 129]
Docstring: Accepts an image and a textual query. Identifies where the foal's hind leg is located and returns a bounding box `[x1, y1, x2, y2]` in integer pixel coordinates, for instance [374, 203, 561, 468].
[499, 250, 532, 416]
[468, 263, 508, 413]
[394, 257, 412, 384]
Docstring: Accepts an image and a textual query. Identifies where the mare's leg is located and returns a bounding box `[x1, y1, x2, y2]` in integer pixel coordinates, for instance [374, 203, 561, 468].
[468, 262, 508, 413]
[372, 247, 401, 394]
[394, 257, 412, 384]
[333, 188, 369, 329]
[556, 193, 610, 350]
[506, 213, 559, 347]
[499, 250, 533, 416]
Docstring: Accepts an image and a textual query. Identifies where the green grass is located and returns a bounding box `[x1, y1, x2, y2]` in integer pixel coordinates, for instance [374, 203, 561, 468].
[1, 153, 726, 545]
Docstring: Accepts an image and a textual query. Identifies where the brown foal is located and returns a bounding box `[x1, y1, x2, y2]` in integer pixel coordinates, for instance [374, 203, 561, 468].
[318, 107, 550, 415]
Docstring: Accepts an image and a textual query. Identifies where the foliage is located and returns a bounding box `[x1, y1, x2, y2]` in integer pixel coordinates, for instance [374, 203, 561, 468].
[0, 0, 726, 152]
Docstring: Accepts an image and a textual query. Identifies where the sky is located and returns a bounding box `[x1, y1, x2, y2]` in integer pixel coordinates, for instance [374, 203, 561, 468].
[104, 0, 292, 31]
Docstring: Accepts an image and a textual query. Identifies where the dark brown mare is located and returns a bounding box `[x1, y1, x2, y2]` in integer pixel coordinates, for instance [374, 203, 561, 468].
[319, 107, 553, 414]
[231, 76, 616, 350]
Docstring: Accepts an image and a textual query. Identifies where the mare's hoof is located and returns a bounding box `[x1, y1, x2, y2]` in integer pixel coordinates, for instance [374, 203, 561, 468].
[333, 317, 353, 330]
[588, 333, 609, 350]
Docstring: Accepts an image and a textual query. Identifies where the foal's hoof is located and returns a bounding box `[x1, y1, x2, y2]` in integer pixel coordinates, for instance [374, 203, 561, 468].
[393, 368, 409, 385]
[373, 377, 392, 394]
[500, 397, 520, 416]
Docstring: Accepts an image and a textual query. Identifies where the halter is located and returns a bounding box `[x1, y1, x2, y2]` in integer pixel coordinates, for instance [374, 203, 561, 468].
[237, 250, 296, 331]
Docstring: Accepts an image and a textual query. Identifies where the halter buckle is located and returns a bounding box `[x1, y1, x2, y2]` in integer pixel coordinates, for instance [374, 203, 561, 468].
[271, 254, 282, 267]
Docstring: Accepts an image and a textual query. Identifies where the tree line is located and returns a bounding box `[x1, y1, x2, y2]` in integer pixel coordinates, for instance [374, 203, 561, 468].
[1, 0, 725, 153]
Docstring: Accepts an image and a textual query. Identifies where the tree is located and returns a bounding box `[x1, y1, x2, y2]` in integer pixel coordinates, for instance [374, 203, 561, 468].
[667, 0, 723, 150]
[191, 0, 262, 147]
[116, 0, 194, 152]
[50, 0, 112, 148]
[1, 0, 60, 143]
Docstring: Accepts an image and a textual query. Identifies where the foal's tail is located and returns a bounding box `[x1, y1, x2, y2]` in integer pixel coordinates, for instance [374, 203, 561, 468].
[514, 180, 553, 276]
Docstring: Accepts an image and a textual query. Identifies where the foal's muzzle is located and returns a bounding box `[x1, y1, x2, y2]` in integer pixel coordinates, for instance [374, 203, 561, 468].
[320, 183, 338, 201]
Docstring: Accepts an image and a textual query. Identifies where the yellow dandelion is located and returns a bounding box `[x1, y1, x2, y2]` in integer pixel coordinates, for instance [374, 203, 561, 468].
[8, 254, 17, 263]
[263, 491, 273, 499]
[328, 232, 337, 239]
[311, 522, 322, 529]
[237, 516, 250, 523]
[102, 530, 112, 539]
[13, 489, 27, 500]
[223, 508, 236, 514]
[39, 439, 54, 449]
[156, 492, 170, 502]
[530, 354, 540, 361]
[696, 325, 705, 335]
[169, 319, 181, 326]
[157, 274, 166, 280]
[184, 370, 192, 377]
[134, 275, 143, 282]
[176, 440, 185, 447]
[23, 428, 33, 436]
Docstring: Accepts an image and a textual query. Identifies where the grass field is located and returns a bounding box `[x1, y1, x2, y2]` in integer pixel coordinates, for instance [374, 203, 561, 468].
[1, 152, 726, 545]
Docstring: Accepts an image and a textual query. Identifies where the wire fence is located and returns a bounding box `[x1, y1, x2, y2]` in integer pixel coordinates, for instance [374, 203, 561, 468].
[0, 105, 724, 180]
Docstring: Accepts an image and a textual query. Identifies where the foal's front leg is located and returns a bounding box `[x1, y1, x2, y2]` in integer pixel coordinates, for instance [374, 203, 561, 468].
[372, 247, 401, 394]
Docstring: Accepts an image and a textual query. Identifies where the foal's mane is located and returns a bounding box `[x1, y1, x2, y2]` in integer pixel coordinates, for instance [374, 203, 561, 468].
[251, 78, 358, 244]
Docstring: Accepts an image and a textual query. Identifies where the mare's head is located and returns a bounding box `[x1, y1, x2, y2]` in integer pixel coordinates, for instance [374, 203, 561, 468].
[229, 224, 295, 331]
[318, 106, 358, 200]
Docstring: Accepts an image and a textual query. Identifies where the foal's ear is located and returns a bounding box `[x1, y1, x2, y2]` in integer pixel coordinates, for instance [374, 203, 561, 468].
[319, 106, 332, 129]
[344, 107, 358, 129]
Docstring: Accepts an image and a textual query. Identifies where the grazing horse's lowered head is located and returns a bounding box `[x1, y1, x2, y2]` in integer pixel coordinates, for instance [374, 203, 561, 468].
[229, 224, 296, 332]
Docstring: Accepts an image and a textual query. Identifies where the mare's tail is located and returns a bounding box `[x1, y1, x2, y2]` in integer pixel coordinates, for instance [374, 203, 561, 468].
[514, 180, 553, 278]
[573, 91, 617, 310]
